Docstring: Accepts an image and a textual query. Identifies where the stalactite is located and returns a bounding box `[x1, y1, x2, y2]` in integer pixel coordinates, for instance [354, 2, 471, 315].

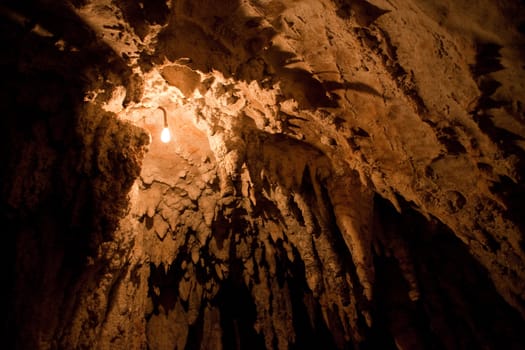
[326, 172, 375, 303]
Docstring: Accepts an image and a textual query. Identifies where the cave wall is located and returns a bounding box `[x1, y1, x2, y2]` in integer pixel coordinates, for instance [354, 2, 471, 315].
[2, 0, 525, 349]
[0, 3, 149, 347]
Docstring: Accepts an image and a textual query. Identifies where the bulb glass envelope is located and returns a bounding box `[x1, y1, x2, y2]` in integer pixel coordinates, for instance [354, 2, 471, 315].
[158, 106, 170, 143]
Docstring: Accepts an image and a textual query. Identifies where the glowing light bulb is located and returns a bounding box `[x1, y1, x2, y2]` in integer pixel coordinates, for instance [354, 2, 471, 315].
[161, 127, 171, 143]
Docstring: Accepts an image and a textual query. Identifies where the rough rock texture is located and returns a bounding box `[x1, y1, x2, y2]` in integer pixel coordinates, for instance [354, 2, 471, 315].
[2, 0, 525, 349]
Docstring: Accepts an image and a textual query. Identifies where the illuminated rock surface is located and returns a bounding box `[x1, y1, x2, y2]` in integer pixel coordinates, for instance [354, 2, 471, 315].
[2, 0, 525, 349]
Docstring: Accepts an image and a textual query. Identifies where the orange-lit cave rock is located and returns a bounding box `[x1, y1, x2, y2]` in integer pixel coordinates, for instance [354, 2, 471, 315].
[2, 0, 525, 349]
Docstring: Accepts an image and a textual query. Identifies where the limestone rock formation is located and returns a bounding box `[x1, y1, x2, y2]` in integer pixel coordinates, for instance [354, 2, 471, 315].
[2, 0, 525, 349]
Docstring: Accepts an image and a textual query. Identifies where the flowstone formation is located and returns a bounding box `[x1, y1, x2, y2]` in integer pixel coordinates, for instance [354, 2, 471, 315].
[3, 0, 525, 349]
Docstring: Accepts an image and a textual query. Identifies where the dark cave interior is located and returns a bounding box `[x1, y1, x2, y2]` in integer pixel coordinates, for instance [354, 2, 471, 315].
[2, 0, 525, 349]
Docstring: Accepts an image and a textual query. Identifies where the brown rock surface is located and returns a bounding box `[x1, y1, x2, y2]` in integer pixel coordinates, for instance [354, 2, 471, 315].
[2, 0, 525, 349]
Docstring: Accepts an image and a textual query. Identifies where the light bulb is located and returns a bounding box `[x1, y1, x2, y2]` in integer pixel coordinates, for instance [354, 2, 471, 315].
[161, 127, 171, 143]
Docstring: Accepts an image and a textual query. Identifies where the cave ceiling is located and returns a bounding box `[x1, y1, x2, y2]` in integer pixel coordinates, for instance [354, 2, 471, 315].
[3, 0, 525, 349]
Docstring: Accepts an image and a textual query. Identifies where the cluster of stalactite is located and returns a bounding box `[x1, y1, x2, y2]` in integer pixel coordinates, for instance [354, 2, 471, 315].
[57, 99, 524, 349]
[93, 126, 374, 349]
[65, 148, 525, 349]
